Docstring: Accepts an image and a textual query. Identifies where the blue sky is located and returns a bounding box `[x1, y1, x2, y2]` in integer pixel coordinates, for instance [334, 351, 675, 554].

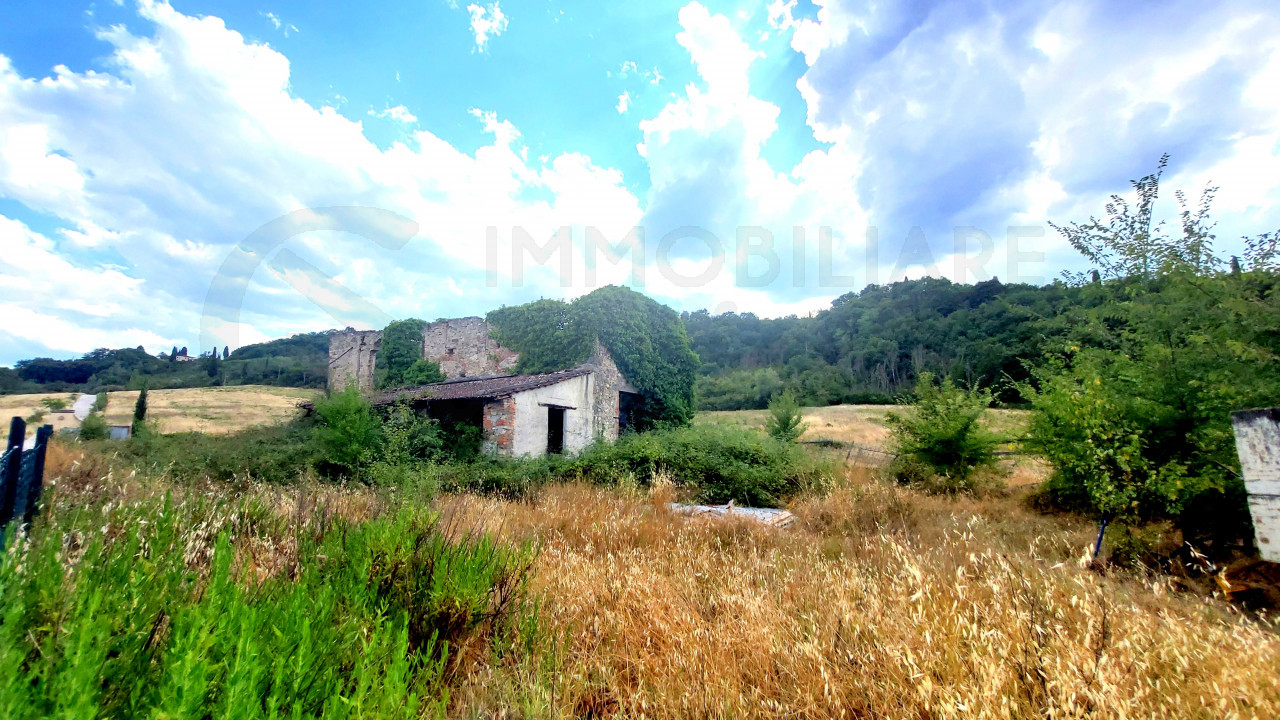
[1, 0, 1278, 364]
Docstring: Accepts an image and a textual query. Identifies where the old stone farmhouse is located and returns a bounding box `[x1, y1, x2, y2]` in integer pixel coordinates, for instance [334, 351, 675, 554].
[327, 317, 641, 457]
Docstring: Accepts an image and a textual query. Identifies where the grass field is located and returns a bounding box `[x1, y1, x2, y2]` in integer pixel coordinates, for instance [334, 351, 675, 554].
[100, 385, 321, 433]
[0, 392, 80, 423]
[18, 443, 1280, 718]
[697, 404, 1048, 486]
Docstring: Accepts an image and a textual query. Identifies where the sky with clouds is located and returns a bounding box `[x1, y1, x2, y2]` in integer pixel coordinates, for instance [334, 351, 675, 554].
[1, 0, 1278, 364]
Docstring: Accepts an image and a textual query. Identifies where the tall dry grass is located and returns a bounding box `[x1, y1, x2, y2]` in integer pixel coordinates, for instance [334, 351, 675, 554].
[28, 442, 1280, 717]
[441, 468, 1280, 719]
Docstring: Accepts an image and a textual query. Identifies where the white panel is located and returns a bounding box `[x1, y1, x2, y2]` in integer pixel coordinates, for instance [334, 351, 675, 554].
[1232, 408, 1280, 562]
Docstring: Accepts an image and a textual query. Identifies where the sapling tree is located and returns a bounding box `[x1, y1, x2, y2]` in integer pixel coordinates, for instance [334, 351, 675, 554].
[765, 391, 808, 443]
[885, 372, 999, 492]
[1033, 155, 1280, 555]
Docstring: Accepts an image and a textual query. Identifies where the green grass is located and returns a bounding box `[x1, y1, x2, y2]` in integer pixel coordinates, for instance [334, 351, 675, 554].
[0, 495, 535, 719]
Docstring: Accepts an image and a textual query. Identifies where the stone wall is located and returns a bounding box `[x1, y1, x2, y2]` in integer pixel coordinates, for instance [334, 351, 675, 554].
[328, 330, 382, 393]
[585, 342, 639, 443]
[481, 397, 516, 456]
[421, 317, 519, 379]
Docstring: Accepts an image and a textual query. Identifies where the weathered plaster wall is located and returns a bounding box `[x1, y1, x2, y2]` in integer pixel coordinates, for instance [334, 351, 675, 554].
[509, 375, 593, 457]
[585, 342, 639, 443]
[328, 330, 382, 393]
[422, 317, 519, 379]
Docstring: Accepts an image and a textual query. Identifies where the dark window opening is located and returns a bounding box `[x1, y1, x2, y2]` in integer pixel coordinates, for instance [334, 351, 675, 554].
[618, 391, 642, 434]
[546, 407, 565, 455]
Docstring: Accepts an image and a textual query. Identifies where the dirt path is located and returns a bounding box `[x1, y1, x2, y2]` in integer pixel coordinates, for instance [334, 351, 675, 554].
[72, 393, 96, 421]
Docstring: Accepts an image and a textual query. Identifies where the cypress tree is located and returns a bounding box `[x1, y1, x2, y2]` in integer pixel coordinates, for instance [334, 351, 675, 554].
[132, 387, 148, 435]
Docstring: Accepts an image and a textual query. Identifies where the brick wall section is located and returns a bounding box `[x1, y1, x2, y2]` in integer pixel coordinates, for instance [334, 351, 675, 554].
[421, 317, 519, 379]
[481, 397, 516, 456]
[328, 330, 382, 393]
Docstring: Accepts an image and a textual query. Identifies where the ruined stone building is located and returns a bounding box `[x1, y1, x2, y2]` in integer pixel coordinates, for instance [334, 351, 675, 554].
[327, 317, 641, 457]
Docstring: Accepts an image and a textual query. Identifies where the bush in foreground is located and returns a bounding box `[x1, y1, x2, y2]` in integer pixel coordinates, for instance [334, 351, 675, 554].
[567, 424, 835, 506]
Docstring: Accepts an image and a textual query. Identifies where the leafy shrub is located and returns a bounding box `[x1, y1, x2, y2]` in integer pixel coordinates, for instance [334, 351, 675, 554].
[0, 499, 534, 718]
[402, 358, 445, 386]
[380, 402, 445, 464]
[568, 424, 834, 506]
[40, 397, 67, 410]
[886, 372, 999, 493]
[78, 412, 109, 440]
[92, 393, 108, 412]
[314, 386, 382, 476]
[1022, 352, 1252, 547]
[765, 391, 808, 442]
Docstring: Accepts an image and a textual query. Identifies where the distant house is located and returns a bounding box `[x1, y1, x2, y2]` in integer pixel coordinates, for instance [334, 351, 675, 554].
[174, 350, 196, 362]
[328, 318, 641, 458]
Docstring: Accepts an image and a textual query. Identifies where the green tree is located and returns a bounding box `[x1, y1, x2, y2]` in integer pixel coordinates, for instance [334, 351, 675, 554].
[79, 412, 108, 440]
[314, 386, 382, 475]
[402, 358, 445, 386]
[1030, 156, 1280, 553]
[764, 391, 808, 442]
[377, 319, 428, 389]
[886, 372, 999, 492]
[204, 353, 220, 378]
[132, 387, 148, 435]
[488, 286, 700, 428]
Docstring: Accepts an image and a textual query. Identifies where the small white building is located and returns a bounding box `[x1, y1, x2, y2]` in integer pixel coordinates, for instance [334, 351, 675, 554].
[331, 318, 642, 458]
[375, 344, 641, 457]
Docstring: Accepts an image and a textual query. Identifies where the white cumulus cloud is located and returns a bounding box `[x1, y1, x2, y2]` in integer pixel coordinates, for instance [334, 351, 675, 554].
[369, 104, 418, 124]
[467, 2, 508, 52]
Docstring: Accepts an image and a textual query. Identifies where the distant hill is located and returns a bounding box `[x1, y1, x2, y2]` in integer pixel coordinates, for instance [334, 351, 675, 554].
[0, 331, 334, 395]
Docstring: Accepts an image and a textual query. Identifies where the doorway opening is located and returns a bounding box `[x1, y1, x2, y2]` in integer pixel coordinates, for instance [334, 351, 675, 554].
[546, 407, 565, 455]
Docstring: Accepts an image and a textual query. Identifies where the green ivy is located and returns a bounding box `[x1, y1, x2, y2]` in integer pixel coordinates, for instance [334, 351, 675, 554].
[487, 286, 700, 427]
[376, 319, 444, 389]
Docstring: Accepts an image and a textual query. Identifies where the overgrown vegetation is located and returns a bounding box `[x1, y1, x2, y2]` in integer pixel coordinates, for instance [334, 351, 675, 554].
[886, 372, 1001, 494]
[488, 285, 700, 428]
[376, 319, 445, 389]
[1024, 156, 1279, 553]
[567, 424, 834, 506]
[0, 486, 534, 719]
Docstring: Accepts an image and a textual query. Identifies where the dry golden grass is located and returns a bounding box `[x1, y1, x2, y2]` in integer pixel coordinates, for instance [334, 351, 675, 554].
[698, 404, 1046, 483]
[698, 404, 1031, 449]
[101, 385, 320, 433]
[0, 392, 81, 425]
[37, 438, 1280, 718]
[440, 473, 1280, 719]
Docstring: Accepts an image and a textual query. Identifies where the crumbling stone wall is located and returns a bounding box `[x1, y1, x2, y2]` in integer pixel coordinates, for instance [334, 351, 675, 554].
[422, 317, 519, 379]
[585, 342, 639, 442]
[328, 330, 381, 393]
[481, 397, 516, 456]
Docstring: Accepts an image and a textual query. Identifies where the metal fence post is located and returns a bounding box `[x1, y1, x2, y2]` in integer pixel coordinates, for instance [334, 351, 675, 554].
[19, 425, 54, 527]
[0, 416, 27, 546]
